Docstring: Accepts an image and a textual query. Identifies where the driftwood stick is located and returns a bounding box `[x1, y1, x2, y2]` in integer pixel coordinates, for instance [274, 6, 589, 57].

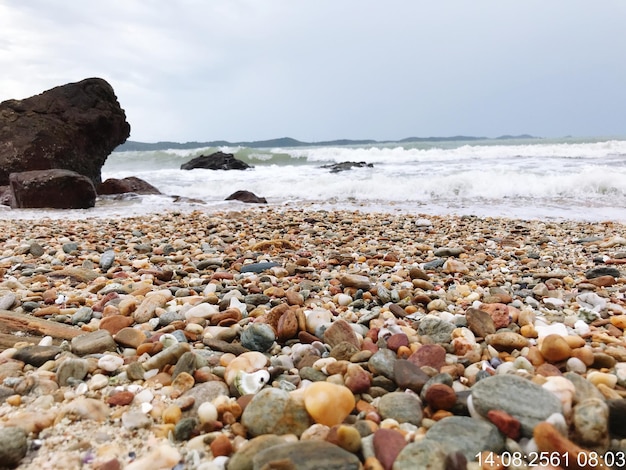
[0, 310, 83, 343]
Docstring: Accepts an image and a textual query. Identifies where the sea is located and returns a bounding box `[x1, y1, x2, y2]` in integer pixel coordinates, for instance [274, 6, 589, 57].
[3, 136, 626, 222]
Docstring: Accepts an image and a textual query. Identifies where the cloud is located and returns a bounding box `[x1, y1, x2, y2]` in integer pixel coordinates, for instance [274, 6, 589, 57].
[1, 1, 625, 141]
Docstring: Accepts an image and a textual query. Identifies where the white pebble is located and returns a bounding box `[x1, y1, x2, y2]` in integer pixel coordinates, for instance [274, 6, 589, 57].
[185, 302, 220, 319]
[566, 357, 587, 374]
[38, 336, 53, 347]
[334, 293, 352, 306]
[573, 320, 591, 336]
[88, 373, 109, 391]
[197, 402, 218, 423]
[134, 388, 154, 404]
[98, 354, 124, 372]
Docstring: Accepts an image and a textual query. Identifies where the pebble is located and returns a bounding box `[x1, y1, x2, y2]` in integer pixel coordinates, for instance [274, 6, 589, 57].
[470, 374, 563, 437]
[373, 428, 406, 470]
[0, 426, 28, 468]
[377, 391, 423, 425]
[425, 416, 505, 461]
[304, 382, 355, 426]
[2, 209, 626, 468]
[393, 440, 446, 470]
[240, 322, 276, 352]
[56, 358, 90, 386]
[252, 440, 361, 470]
[241, 388, 311, 436]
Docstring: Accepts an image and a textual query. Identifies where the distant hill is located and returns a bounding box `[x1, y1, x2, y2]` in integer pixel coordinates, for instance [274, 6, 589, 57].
[115, 134, 539, 152]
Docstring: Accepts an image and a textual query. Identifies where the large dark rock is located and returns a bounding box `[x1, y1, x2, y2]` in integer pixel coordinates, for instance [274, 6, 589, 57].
[0, 185, 11, 206]
[320, 161, 373, 173]
[10, 169, 96, 209]
[98, 176, 161, 195]
[0, 78, 130, 186]
[225, 190, 267, 204]
[180, 151, 252, 170]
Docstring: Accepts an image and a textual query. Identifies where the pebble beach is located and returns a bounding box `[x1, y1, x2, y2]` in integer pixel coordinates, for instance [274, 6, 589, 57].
[1, 208, 626, 470]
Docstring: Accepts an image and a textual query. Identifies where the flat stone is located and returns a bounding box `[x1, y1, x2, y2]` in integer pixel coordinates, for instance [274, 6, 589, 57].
[228, 435, 286, 470]
[470, 374, 562, 437]
[241, 388, 311, 437]
[71, 329, 116, 355]
[377, 391, 422, 425]
[485, 331, 530, 352]
[12, 345, 62, 367]
[585, 266, 621, 279]
[337, 273, 372, 290]
[425, 416, 505, 461]
[252, 440, 361, 470]
[240, 261, 280, 273]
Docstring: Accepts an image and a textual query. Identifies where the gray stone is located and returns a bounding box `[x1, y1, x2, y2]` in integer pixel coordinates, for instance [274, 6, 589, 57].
[29, 242, 45, 257]
[572, 398, 609, 450]
[71, 329, 116, 355]
[252, 440, 361, 470]
[240, 262, 280, 273]
[12, 345, 62, 367]
[425, 416, 505, 461]
[0, 427, 28, 468]
[126, 362, 145, 381]
[241, 388, 311, 437]
[71, 306, 93, 325]
[142, 343, 190, 371]
[585, 266, 621, 279]
[227, 434, 285, 470]
[57, 358, 89, 386]
[418, 315, 456, 343]
[172, 351, 197, 379]
[368, 348, 397, 380]
[99, 249, 116, 270]
[174, 417, 198, 441]
[563, 372, 604, 403]
[0, 292, 16, 310]
[182, 381, 229, 417]
[393, 439, 446, 470]
[62, 242, 79, 253]
[470, 374, 562, 437]
[240, 323, 276, 352]
[378, 391, 423, 425]
[434, 247, 465, 257]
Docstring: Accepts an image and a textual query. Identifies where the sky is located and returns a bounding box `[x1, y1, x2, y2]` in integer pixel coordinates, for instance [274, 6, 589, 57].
[0, 1, 625, 143]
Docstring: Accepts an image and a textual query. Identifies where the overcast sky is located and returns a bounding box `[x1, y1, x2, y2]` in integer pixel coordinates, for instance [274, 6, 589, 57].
[1, 1, 624, 143]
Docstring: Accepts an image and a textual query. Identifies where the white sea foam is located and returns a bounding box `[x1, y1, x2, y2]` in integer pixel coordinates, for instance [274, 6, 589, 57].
[3, 138, 625, 221]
